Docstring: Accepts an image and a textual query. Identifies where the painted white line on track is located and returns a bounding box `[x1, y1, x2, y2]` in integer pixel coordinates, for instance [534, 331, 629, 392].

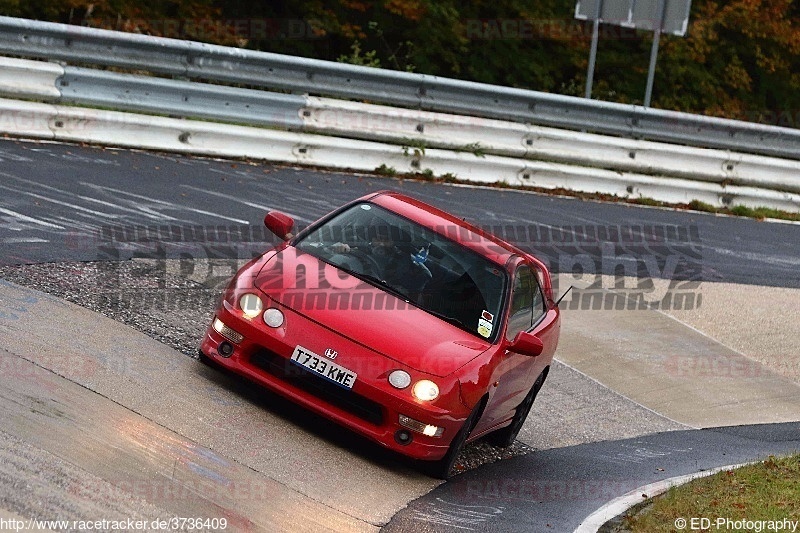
[0, 207, 65, 230]
[0, 237, 49, 244]
[179, 184, 310, 223]
[0, 183, 118, 219]
[555, 357, 693, 431]
[79, 182, 251, 225]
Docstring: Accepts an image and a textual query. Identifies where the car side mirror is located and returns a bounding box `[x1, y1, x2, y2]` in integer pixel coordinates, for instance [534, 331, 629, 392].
[264, 211, 294, 241]
[508, 331, 544, 357]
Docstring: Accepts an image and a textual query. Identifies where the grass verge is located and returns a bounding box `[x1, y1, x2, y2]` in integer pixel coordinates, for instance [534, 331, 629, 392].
[610, 454, 800, 532]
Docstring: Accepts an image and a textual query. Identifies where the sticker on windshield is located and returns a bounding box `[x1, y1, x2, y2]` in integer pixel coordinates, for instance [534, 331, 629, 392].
[478, 318, 493, 338]
[481, 310, 494, 322]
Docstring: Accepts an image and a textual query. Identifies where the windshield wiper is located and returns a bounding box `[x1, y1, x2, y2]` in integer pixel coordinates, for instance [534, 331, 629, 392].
[335, 266, 411, 302]
[358, 273, 411, 302]
[425, 309, 472, 333]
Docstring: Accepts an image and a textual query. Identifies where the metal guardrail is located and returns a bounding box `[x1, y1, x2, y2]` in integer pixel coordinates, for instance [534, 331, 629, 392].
[42, 61, 799, 195]
[1, 16, 800, 160]
[4, 97, 798, 212]
[2, 54, 799, 211]
[60, 67, 305, 128]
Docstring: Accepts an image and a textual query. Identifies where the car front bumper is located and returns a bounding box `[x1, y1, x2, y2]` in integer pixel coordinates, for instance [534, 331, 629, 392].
[199, 302, 469, 461]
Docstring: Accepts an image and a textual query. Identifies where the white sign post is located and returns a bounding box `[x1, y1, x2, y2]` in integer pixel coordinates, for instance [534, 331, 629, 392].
[575, 0, 692, 106]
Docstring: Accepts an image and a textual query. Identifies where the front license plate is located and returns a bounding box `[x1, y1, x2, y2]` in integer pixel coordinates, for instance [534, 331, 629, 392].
[290, 346, 357, 389]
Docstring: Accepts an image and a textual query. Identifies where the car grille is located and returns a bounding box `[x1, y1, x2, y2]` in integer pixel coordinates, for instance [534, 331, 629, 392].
[250, 349, 384, 426]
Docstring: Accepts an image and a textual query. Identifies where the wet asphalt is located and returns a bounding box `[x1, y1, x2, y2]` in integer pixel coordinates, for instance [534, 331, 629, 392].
[384, 423, 800, 532]
[1, 138, 799, 288]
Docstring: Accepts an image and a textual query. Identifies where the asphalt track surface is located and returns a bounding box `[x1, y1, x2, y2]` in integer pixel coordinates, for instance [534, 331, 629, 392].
[384, 423, 800, 532]
[1, 138, 799, 288]
[1, 138, 799, 532]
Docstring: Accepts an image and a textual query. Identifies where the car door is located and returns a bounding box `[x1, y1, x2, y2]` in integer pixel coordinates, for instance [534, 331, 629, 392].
[475, 263, 538, 430]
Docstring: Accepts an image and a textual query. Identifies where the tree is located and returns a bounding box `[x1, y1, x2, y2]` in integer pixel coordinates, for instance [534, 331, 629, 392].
[2, 0, 798, 127]
[656, 0, 800, 124]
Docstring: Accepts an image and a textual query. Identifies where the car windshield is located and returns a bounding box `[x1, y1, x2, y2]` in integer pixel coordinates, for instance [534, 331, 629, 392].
[295, 202, 508, 342]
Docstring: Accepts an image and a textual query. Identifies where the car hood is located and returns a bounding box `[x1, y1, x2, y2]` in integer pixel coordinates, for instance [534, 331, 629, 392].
[252, 247, 491, 377]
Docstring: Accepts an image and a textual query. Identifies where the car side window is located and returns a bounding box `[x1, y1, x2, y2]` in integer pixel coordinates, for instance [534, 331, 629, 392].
[505, 266, 534, 341]
[532, 269, 546, 324]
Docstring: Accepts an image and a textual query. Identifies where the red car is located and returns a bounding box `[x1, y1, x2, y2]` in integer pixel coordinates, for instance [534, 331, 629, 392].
[199, 191, 560, 478]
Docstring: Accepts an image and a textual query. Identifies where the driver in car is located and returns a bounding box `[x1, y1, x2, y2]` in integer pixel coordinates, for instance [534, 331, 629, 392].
[330, 224, 432, 296]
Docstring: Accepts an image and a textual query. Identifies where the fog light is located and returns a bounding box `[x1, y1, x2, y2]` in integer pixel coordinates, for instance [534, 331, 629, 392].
[212, 317, 244, 344]
[398, 414, 444, 438]
[394, 429, 413, 446]
[218, 341, 234, 357]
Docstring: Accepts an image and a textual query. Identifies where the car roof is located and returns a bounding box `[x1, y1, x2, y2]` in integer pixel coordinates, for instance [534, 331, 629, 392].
[364, 191, 524, 267]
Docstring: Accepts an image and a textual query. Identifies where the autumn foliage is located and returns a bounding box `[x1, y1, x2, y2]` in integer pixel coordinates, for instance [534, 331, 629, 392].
[3, 0, 799, 127]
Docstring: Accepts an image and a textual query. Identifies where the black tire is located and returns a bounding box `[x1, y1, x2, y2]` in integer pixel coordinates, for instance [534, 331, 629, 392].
[487, 369, 547, 448]
[198, 349, 216, 367]
[422, 400, 484, 480]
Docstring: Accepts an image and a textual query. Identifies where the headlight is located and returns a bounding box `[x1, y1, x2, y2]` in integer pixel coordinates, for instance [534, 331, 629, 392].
[388, 370, 412, 389]
[239, 293, 263, 318]
[263, 308, 284, 328]
[412, 380, 439, 402]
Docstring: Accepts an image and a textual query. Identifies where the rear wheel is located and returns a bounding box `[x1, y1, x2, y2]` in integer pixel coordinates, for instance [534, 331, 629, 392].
[422, 400, 483, 480]
[487, 369, 547, 448]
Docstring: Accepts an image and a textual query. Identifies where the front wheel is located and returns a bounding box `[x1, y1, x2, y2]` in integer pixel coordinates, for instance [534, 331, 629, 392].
[198, 349, 216, 368]
[421, 401, 483, 480]
[486, 369, 546, 448]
